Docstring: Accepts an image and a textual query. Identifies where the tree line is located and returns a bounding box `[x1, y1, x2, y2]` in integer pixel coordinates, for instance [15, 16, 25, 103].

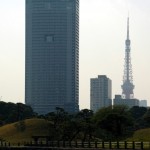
[0, 101, 150, 141]
[0, 101, 34, 125]
[39, 105, 150, 141]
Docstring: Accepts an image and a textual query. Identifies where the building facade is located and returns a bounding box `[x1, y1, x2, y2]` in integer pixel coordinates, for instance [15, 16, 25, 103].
[139, 100, 147, 107]
[25, 0, 79, 114]
[113, 95, 139, 108]
[90, 75, 112, 112]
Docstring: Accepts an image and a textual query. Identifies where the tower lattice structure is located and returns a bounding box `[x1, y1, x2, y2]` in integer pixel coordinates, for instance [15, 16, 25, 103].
[121, 17, 134, 99]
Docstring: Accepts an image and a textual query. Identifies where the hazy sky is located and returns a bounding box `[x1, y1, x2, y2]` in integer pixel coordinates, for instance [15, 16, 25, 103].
[0, 0, 150, 109]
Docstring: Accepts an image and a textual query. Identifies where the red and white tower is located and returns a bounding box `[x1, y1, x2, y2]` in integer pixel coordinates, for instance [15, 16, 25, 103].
[121, 17, 134, 99]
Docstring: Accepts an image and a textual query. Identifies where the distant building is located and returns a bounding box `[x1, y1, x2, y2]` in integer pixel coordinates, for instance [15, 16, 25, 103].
[90, 75, 112, 112]
[25, 0, 79, 114]
[113, 95, 139, 108]
[139, 100, 147, 107]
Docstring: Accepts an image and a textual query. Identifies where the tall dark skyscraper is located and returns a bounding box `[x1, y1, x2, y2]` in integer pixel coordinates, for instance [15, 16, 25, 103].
[121, 17, 134, 99]
[25, 0, 79, 114]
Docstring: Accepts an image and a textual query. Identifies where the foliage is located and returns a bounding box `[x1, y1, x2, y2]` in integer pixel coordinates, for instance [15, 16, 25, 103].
[0, 101, 34, 125]
[129, 106, 147, 129]
[94, 105, 134, 140]
[45, 108, 95, 141]
[1, 118, 150, 144]
[74, 109, 95, 141]
[143, 108, 150, 127]
[0, 103, 150, 142]
[45, 107, 70, 140]
[130, 106, 147, 120]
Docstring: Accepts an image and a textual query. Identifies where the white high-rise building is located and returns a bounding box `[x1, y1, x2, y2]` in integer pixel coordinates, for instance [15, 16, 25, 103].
[90, 75, 112, 112]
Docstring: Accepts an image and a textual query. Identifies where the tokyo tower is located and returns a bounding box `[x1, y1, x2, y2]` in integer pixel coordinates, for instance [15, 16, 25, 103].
[121, 17, 134, 99]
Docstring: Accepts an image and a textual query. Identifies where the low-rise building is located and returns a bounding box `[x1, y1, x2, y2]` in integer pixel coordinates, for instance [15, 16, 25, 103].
[139, 100, 147, 107]
[113, 94, 139, 108]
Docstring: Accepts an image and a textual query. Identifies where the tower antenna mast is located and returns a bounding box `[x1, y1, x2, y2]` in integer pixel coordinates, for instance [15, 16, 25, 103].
[121, 16, 134, 99]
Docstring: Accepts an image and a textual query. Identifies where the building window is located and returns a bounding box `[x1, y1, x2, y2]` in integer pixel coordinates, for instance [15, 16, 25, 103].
[45, 35, 54, 43]
[45, 2, 52, 10]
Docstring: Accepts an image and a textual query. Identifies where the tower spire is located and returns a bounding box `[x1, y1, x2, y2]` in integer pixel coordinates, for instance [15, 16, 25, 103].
[121, 16, 134, 99]
[127, 16, 129, 40]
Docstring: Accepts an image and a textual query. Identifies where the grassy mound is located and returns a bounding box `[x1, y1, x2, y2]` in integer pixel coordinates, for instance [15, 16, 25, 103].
[1, 118, 150, 144]
[0, 118, 50, 144]
[127, 128, 150, 141]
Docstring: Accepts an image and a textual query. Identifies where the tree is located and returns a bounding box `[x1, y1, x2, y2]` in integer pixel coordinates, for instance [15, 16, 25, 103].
[45, 107, 69, 140]
[75, 109, 95, 141]
[129, 106, 147, 129]
[94, 105, 134, 140]
[143, 108, 150, 127]
[130, 106, 147, 120]
[0, 101, 34, 125]
[45, 108, 95, 141]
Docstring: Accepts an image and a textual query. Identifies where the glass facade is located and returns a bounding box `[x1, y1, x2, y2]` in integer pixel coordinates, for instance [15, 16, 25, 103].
[25, 0, 79, 114]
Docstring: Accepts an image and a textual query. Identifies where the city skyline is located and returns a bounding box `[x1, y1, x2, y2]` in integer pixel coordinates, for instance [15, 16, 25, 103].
[0, 0, 150, 110]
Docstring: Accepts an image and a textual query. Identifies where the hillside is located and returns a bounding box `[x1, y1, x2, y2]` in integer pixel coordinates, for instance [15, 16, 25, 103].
[0, 118, 50, 144]
[127, 128, 150, 141]
[1, 118, 150, 145]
